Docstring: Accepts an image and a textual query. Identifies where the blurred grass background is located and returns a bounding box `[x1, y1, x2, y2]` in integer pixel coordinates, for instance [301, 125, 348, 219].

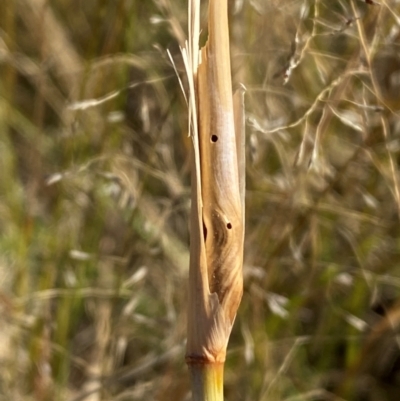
[1, 0, 400, 400]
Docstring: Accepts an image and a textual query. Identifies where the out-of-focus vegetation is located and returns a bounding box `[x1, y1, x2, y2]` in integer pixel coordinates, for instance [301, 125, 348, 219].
[1, 0, 400, 400]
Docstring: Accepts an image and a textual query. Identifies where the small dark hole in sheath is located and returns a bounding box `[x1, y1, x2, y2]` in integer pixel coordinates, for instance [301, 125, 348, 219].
[227, 223, 232, 229]
[211, 135, 218, 142]
[203, 222, 208, 240]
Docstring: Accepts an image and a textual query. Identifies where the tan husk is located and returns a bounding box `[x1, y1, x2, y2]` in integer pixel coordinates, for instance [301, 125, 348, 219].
[186, 0, 245, 365]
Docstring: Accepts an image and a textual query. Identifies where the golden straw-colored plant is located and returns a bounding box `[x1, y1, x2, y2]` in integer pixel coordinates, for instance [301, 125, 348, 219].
[180, 0, 245, 399]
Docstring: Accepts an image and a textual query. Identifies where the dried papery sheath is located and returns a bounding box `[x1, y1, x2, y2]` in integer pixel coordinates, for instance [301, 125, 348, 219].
[182, 0, 245, 399]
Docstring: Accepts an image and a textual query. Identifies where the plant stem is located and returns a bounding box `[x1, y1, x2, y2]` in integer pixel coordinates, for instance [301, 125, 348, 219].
[188, 362, 224, 401]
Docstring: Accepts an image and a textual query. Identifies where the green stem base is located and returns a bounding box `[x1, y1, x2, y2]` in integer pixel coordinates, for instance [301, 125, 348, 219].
[188, 362, 224, 401]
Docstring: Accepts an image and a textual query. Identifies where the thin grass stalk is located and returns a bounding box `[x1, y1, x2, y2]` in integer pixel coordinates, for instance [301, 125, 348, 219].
[182, 0, 245, 400]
